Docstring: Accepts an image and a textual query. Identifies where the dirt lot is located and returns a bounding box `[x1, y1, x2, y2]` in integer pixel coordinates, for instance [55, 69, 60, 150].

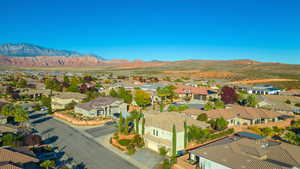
[227, 79, 298, 84]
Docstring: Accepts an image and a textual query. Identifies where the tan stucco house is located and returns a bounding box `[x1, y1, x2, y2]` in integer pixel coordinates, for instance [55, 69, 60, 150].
[139, 111, 209, 155]
[51, 92, 86, 111]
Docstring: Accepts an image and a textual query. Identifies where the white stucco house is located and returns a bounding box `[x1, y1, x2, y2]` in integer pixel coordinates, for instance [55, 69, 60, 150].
[74, 96, 127, 118]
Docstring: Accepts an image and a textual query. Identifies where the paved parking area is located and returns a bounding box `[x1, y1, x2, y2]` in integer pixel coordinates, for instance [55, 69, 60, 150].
[85, 125, 116, 137]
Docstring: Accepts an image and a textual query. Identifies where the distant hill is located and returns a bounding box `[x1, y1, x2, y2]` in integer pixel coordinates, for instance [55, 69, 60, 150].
[0, 43, 102, 59]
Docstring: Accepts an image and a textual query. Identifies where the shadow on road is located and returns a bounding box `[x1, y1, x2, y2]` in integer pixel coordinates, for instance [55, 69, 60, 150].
[32, 117, 52, 124]
[29, 113, 46, 119]
[43, 135, 59, 144]
[73, 162, 87, 169]
[41, 128, 55, 135]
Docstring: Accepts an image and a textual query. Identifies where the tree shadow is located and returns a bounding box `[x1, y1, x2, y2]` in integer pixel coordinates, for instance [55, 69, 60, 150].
[41, 128, 55, 135]
[73, 162, 87, 169]
[29, 113, 46, 119]
[42, 135, 59, 144]
[32, 117, 52, 124]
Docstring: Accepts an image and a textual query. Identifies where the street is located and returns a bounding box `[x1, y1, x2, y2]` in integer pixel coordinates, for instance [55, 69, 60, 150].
[30, 111, 138, 169]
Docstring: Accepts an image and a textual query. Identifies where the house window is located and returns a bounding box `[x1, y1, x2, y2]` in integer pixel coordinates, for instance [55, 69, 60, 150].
[153, 129, 155, 136]
[156, 130, 158, 136]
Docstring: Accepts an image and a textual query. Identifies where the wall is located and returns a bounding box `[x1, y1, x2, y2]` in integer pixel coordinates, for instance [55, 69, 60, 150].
[199, 156, 232, 169]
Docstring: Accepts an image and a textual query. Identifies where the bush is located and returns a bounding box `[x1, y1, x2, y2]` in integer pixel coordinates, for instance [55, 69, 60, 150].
[197, 113, 208, 121]
[159, 146, 168, 156]
[118, 139, 131, 146]
[127, 144, 136, 155]
[295, 103, 300, 107]
[162, 159, 171, 169]
[285, 99, 292, 104]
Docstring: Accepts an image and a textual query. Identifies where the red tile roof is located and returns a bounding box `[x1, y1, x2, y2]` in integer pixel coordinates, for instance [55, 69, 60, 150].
[175, 85, 213, 95]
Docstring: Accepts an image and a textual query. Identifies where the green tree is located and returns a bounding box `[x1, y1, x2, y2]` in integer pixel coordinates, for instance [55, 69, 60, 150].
[215, 117, 228, 131]
[187, 125, 211, 143]
[172, 124, 177, 160]
[214, 99, 225, 109]
[2, 133, 16, 146]
[197, 113, 208, 121]
[40, 160, 56, 169]
[16, 79, 27, 88]
[14, 105, 29, 123]
[142, 118, 145, 136]
[184, 121, 188, 148]
[285, 99, 292, 104]
[1, 104, 14, 117]
[159, 146, 168, 156]
[119, 112, 124, 133]
[204, 102, 214, 111]
[124, 118, 129, 135]
[246, 95, 258, 107]
[109, 88, 118, 97]
[134, 89, 151, 108]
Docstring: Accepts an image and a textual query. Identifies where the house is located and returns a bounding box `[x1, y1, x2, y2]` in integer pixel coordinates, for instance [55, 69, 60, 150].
[258, 95, 300, 113]
[74, 96, 127, 118]
[51, 92, 86, 111]
[0, 147, 39, 169]
[175, 85, 218, 103]
[238, 85, 281, 95]
[183, 105, 281, 126]
[189, 136, 300, 169]
[139, 111, 209, 155]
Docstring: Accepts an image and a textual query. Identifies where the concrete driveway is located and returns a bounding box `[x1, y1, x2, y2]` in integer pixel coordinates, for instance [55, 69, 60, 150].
[30, 111, 138, 169]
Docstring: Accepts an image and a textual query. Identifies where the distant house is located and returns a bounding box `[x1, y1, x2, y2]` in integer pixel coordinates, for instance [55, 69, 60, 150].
[238, 85, 281, 95]
[74, 96, 127, 118]
[183, 105, 281, 126]
[51, 92, 86, 111]
[0, 147, 39, 169]
[258, 95, 300, 113]
[189, 136, 300, 169]
[175, 85, 218, 103]
[139, 111, 209, 155]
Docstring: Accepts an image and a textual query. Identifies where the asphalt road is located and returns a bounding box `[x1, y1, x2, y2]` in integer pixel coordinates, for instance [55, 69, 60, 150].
[85, 125, 116, 138]
[30, 111, 138, 169]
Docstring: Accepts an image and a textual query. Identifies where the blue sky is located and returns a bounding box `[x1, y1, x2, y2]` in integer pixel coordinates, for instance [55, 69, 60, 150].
[0, 0, 300, 63]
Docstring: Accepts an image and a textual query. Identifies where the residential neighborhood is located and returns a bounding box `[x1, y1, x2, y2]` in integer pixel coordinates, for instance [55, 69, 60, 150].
[0, 70, 300, 169]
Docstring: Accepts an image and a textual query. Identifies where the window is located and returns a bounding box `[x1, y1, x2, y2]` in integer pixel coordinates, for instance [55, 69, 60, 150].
[153, 129, 155, 136]
[156, 130, 158, 136]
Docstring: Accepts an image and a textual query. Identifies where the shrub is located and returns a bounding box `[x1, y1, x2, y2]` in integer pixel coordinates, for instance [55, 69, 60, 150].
[197, 113, 208, 121]
[162, 159, 171, 169]
[285, 99, 292, 104]
[127, 144, 136, 155]
[118, 139, 131, 146]
[159, 146, 168, 156]
[295, 103, 300, 107]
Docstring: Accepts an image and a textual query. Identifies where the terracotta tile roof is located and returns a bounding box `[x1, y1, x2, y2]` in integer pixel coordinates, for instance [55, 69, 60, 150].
[76, 96, 122, 111]
[0, 163, 22, 169]
[144, 111, 209, 132]
[54, 92, 86, 100]
[0, 148, 38, 164]
[184, 105, 281, 120]
[191, 138, 299, 169]
[175, 85, 214, 95]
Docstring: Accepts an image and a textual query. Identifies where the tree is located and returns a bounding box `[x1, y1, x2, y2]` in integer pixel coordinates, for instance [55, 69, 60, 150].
[119, 112, 124, 133]
[134, 89, 151, 108]
[1, 104, 14, 117]
[204, 102, 214, 111]
[215, 117, 228, 131]
[214, 99, 225, 109]
[16, 79, 27, 88]
[285, 99, 292, 104]
[24, 134, 42, 146]
[2, 133, 16, 146]
[109, 88, 118, 97]
[184, 121, 188, 148]
[142, 118, 145, 136]
[40, 160, 56, 169]
[221, 86, 237, 104]
[187, 125, 211, 143]
[172, 124, 177, 160]
[246, 95, 258, 107]
[14, 105, 29, 123]
[124, 118, 129, 135]
[197, 113, 208, 121]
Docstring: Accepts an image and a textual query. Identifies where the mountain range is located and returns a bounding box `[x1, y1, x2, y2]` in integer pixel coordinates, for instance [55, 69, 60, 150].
[0, 43, 101, 58]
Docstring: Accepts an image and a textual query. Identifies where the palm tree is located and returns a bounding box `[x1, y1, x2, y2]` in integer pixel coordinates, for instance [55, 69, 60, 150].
[1, 104, 14, 117]
[40, 160, 55, 169]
